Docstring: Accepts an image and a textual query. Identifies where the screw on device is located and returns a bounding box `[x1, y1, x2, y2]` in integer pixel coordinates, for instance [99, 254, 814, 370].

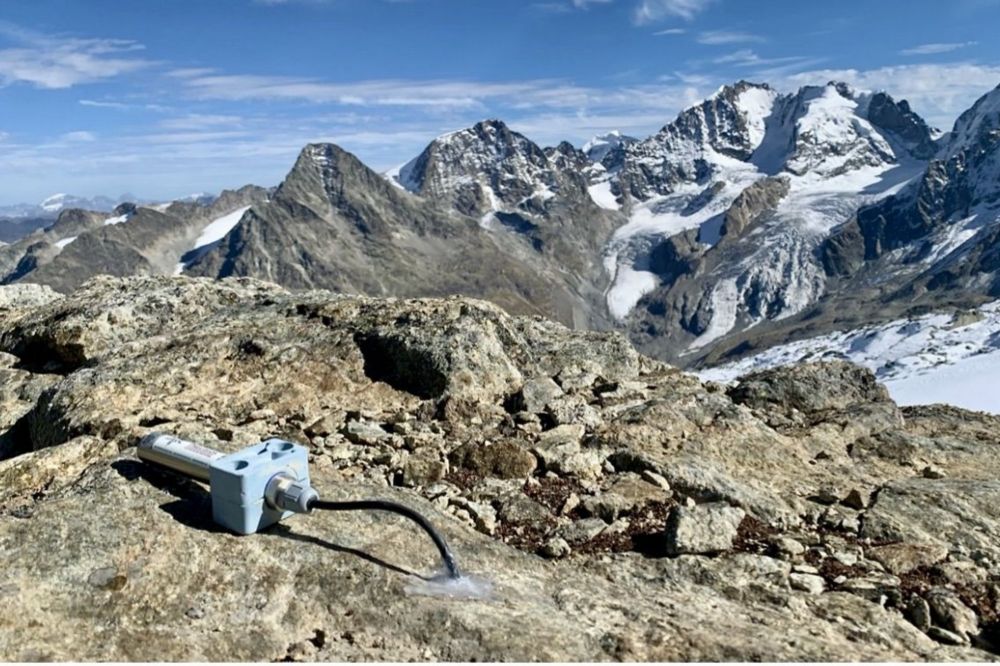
[137, 432, 461, 579]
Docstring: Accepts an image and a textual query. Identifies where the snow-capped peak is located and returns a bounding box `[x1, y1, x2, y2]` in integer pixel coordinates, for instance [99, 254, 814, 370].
[582, 131, 637, 163]
[945, 83, 1000, 158]
[39, 193, 70, 212]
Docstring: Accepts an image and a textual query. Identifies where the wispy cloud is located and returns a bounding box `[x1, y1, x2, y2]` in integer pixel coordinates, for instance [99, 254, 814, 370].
[159, 114, 245, 130]
[633, 0, 716, 23]
[0, 24, 152, 89]
[713, 49, 823, 70]
[173, 71, 609, 109]
[79, 99, 131, 110]
[532, 0, 612, 13]
[654, 28, 686, 35]
[60, 131, 97, 142]
[899, 41, 977, 56]
[696, 29, 764, 45]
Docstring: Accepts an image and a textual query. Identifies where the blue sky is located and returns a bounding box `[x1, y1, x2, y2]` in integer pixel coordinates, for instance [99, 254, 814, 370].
[1, 0, 999, 204]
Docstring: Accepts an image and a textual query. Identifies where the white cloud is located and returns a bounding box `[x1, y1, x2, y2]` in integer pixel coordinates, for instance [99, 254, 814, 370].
[654, 28, 686, 35]
[175, 72, 609, 109]
[61, 131, 97, 142]
[899, 41, 977, 56]
[79, 99, 130, 110]
[712, 49, 826, 75]
[159, 114, 245, 130]
[532, 0, 612, 12]
[0, 27, 151, 89]
[633, 0, 716, 23]
[696, 30, 764, 45]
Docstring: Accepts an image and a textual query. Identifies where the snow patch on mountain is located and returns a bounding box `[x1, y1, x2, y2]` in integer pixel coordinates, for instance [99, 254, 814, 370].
[53, 236, 77, 250]
[588, 180, 620, 210]
[385, 158, 421, 192]
[697, 300, 1000, 414]
[103, 213, 131, 226]
[174, 206, 251, 275]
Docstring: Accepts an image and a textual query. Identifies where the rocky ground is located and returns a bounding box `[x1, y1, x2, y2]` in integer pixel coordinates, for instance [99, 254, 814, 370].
[0, 276, 998, 661]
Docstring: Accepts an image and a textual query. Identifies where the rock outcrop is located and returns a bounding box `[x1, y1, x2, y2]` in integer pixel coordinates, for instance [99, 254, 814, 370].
[0, 276, 998, 660]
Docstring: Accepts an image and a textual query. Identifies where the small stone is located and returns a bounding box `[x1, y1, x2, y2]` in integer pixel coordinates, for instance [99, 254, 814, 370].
[343, 420, 390, 445]
[305, 413, 342, 438]
[789, 573, 825, 595]
[922, 465, 946, 479]
[401, 455, 447, 487]
[664, 503, 745, 556]
[449, 497, 497, 535]
[905, 596, 932, 633]
[842, 488, 869, 510]
[557, 518, 608, 545]
[184, 607, 205, 620]
[247, 408, 276, 422]
[423, 482, 457, 500]
[936, 560, 987, 586]
[515, 377, 564, 413]
[839, 573, 902, 605]
[840, 514, 861, 534]
[927, 626, 967, 646]
[556, 366, 599, 391]
[545, 396, 602, 428]
[833, 575, 848, 586]
[820, 506, 847, 530]
[560, 492, 581, 516]
[832, 550, 858, 567]
[497, 494, 551, 523]
[513, 411, 540, 425]
[582, 493, 632, 522]
[449, 439, 537, 479]
[868, 542, 949, 576]
[327, 444, 355, 461]
[792, 564, 819, 575]
[926, 588, 979, 639]
[541, 537, 571, 559]
[774, 537, 806, 559]
[810, 487, 842, 505]
[640, 470, 671, 492]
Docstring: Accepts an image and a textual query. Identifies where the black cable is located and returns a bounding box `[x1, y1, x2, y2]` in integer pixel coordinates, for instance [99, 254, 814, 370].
[308, 497, 461, 579]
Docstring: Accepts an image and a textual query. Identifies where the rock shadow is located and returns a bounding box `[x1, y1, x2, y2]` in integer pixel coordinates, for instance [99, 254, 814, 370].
[112, 458, 429, 579]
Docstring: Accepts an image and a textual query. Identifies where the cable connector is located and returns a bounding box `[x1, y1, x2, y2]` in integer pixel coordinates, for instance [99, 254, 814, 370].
[265, 473, 318, 514]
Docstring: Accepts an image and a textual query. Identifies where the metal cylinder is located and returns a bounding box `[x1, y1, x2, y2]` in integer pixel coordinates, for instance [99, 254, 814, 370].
[137, 432, 225, 482]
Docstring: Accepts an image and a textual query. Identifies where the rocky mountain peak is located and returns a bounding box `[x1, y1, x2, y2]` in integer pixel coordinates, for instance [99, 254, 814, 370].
[778, 82, 898, 177]
[607, 80, 779, 199]
[865, 91, 937, 159]
[279, 142, 401, 211]
[391, 119, 580, 217]
[946, 83, 1000, 158]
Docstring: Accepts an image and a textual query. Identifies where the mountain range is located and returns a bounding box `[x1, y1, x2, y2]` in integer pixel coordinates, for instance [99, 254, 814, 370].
[4, 78, 1000, 400]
